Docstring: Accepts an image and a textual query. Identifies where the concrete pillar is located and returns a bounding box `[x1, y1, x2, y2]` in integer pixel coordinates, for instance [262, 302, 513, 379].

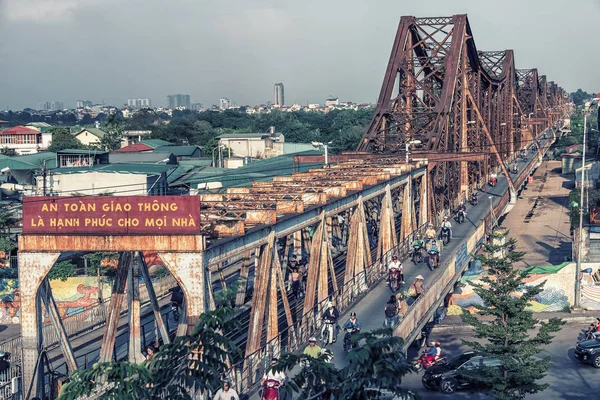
[419, 175, 428, 227]
[19, 252, 61, 398]
[128, 255, 144, 363]
[159, 252, 209, 334]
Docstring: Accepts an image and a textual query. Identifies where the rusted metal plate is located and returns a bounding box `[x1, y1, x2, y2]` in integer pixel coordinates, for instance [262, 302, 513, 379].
[276, 201, 304, 214]
[198, 194, 224, 202]
[22, 196, 201, 235]
[246, 210, 276, 225]
[18, 234, 205, 251]
[213, 221, 245, 237]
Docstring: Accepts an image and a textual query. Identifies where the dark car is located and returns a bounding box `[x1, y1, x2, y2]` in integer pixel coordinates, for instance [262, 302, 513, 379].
[574, 334, 600, 367]
[422, 352, 502, 394]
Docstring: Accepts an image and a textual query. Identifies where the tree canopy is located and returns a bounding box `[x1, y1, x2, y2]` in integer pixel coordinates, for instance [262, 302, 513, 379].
[47, 127, 86, 152]
[460, 230, 565, 400]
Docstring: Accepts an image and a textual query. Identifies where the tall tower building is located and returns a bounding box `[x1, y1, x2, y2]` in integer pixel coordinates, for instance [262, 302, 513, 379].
[274, 83, 284, 106]
[167, 94, 191, 109]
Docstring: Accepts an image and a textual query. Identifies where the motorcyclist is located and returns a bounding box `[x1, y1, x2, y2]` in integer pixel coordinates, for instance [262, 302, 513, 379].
[511, 162, 518, 174]
[440, 216, 452, 240]
[321, 301, 340, 343]
[470, 191, 478, 205]
[425, 223, 437, 251]
[428, 240, 440, 268]
[303, 337, 323, 359]
[424, 341, 442, 364]
[343, 312, 361, 350]
[412, 234, 424, 260]
[262, 357, 286, 386]
[213, 380, 240, 400]
[490, 172, 498, 186]
[457, 201, 466, 213]
[388, 255, 404, 285]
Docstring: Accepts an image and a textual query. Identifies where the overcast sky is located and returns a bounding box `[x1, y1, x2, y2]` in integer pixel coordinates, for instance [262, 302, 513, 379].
[0, 0, 598, 110]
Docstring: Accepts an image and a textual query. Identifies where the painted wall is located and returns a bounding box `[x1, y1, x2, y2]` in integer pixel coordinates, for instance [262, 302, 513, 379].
[446, 261, 575, 315]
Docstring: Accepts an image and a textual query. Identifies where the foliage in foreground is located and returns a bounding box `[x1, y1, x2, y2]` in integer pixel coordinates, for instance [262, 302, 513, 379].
[58, 303, 239, 400]
[460, 230, 565, 400]
[277, 328, 418, 400]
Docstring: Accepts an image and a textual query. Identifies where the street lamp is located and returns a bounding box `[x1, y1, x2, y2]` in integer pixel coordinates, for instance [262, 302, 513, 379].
[405, 140, 422, 164]
[312, 141, 332, 166]
[575, 98, 599, 308]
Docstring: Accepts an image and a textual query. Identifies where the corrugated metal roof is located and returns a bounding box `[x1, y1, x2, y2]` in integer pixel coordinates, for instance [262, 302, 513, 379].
[217, 132, 281, 139]
[154, 145, 200, 157]
[52, 163, 175, 175]
[109, 152, 175, 164]
[166, 164, 196, 184]
[0, 126, 40, 135]
[140, 139, 173, 149]
[114, 143, 154, 153]
[57, 149, 108, 155]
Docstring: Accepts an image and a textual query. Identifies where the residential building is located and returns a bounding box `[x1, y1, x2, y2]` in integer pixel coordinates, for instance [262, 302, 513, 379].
[121, 130, 152, 147]
[72, 127, 107, 146]
[0, 125, 52, 155]
[274, 83, 285, 106]
[113, 143, 154, 153]
[325, 97, 339, 107]
[127, 99, 152, 109]
[220, 98, 232, 110]
[56, 149, 109, 168]
[217, 127, 285, 160]
[25, 122, 52, 133]
[167, 94, 191, 109]
[154, 145, 202, 160]
[38, 101, 64, 111]
[191, 103, 204, 111]
[76, 100, 93, 108]
[38, 163, 173, 196]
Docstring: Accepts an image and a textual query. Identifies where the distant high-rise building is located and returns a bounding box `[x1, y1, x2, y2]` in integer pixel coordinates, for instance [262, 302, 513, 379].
[76, 100, 93, 108]
[219, 98, 232, 110]
[167, 94, 191, 109]
[127, 98, 152, 109]
[274, 83, 284, 106]
[191, 103, 204, 111]
[38, 101, 63, 111]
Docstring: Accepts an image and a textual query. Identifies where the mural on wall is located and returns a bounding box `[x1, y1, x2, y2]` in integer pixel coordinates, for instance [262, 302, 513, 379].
[446, 261, 575, 316]
[0, 251, 168, 324]
[579, 265, 600, 310]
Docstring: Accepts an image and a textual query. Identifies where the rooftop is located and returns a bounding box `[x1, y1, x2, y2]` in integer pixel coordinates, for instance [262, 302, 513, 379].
[74, 127, 106, 138]
[57, 149, 108, 155]
[154, 145, 201, 157]
[0, 126, 40, 135]
[217, 132, 282, 139]
[113, 143, 154, 153]
[140, 139, 173, 149]
[109, 151, 176, 164]
[52, 163, 175, 175]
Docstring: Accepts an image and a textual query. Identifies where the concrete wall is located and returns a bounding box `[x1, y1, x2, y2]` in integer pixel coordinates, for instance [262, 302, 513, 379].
[39, 172, 149, 196]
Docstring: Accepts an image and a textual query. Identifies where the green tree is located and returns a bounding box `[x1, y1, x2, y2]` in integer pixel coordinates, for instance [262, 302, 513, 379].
[58, 298, 239, 399]
[47, 127, 86, 152]
[571, 89, 595, 107]
[278, 329, 417, 400]
[83, 252, 119, 277]
[47, 260, 77, 282]
[460, 230, 565, 400]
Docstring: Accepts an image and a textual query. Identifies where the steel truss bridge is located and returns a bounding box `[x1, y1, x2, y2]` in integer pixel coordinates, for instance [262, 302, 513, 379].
[12, 14, 569, 399]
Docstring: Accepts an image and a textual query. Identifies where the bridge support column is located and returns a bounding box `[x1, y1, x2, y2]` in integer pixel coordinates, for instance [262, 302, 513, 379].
[127, 254, 144, 363]
[235, 251, 254, 306]
[159, 252, 209, 335]
[419, 175, 428, 227]
[378, 184, 398, 261]
[344, 196, 371, 304]
[139, 252, 170, 345]
[400, 181, 412, 243]
[19, 252, 61, 399]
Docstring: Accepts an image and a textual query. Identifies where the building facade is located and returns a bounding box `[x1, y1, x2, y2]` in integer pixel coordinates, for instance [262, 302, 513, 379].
[219, 98, 232, 110]
[37, 101, 64, 111]
[127, 99, 152, 109]
[167, 94, 191, 109]
[274, 83, 284, 106]
[0, 126, 51, 154]
[76, 100, 93, 108]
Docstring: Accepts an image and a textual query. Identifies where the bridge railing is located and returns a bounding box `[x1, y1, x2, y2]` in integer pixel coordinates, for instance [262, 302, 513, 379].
[225, 223, 428, 395]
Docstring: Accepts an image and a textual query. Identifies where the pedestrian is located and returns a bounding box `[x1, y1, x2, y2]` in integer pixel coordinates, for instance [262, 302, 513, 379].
[383, 295, 398, 328]
[213, 380, 240, 400]
[145, 345, 157, 361]
[395, 292, 409, 320]
[412, 275, 426, 299]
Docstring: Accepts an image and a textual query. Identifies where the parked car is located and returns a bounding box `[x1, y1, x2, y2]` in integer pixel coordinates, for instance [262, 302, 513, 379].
[422, 352, 503, 394]
[574, 334, 600, 367]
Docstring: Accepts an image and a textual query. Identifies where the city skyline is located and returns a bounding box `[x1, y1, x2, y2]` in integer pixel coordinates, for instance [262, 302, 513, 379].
[1, 1, 598, 110]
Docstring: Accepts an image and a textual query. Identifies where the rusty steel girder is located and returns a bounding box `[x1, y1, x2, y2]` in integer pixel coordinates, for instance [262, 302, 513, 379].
[357, 14, 566, 220]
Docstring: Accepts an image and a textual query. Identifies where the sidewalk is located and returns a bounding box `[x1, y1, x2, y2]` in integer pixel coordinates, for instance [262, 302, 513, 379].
[432, 310, 592, 334]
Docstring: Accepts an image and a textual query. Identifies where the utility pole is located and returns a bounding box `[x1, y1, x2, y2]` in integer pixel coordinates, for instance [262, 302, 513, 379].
[42, 159, 47, 196]
[574, 112, 588, 308]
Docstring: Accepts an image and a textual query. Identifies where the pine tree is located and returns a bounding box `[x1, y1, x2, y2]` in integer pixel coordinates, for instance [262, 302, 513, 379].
[461, 229, 565, 400]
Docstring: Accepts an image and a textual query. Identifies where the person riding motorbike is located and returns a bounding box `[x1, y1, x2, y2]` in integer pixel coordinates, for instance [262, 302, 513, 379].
[303, 337, 323, 359]
[388, 255, 404, 286]
[342, 312, 361, 351]
[490, 172, 498, 187]
[321, 301, 340, 344]
[511, 162, 518, 174]
[262, 357, 286, 386]
[412, 234, 424, 261]
[428, 240, 440, 268]
[457, 202, 467, 223]
[440, 216, 452, 240]
[470, 191, 478, 205]
[213, 380, 240, 400]
[425, 223, 437, 251]
[425, 341, 442, 364]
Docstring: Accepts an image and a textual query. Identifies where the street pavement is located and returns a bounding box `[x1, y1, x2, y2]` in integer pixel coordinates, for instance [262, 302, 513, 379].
[402, 323, 600, 400]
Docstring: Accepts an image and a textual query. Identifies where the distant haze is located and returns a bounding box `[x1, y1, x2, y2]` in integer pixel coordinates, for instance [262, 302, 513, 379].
[0, 0, 598, 110]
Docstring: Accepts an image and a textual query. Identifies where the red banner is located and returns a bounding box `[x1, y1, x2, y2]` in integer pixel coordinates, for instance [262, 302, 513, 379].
[22, 196, 201, 235]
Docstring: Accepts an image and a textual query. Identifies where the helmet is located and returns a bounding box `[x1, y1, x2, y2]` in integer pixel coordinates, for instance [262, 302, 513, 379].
[309, 337, 317, 342]
[429, 342, 435, 347]
[428, 223, 433, 227]
[392, 255, 398, 260]
[327, 301, 333, 308]
[443, 216, 448, 220]
[271, 357, 278, 363]
[416, 233, 421, 238]
[435, 342, 441, 346]
[224, 380, 232, 387]
[350, 312, 357, 317]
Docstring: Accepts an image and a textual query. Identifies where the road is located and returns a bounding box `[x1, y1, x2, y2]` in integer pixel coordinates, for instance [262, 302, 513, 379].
[326, 139, 549, 370]
[402, 325, 600, 400]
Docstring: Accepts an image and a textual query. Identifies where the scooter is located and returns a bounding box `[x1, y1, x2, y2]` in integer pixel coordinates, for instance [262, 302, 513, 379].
[321, 321, 336, 346]
[489, 177, 497, 187]
[261, 379, 280, 400]
[470, 193, 478, 206]
[411, 245, 423, 264]
[440, 227, 451, 245]
[414, 352, 446, 372]
[456, 210, 466, 224]
[428, 249, 439, 270]
[343, 328, 359, 352]
[389, 268, 400, 292]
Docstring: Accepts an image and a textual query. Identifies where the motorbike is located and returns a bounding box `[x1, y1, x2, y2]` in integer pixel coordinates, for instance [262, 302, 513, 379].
[389, 268, 400, 292]
[261, 379, 280, 400]
[457, 210, 466, 224]
[321, 321, 336, 345]
[343, 328, 359, 352]
[440, 227, 451, 245]
[470, 193, 478, 206]
[414, 352, 446, 372]
[170, 301, 180, 323]
[428, 249, 439, 270]
[511, 165, 518, 174]
[489, 177, 497, 187]
[411, 245, 423, 264]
